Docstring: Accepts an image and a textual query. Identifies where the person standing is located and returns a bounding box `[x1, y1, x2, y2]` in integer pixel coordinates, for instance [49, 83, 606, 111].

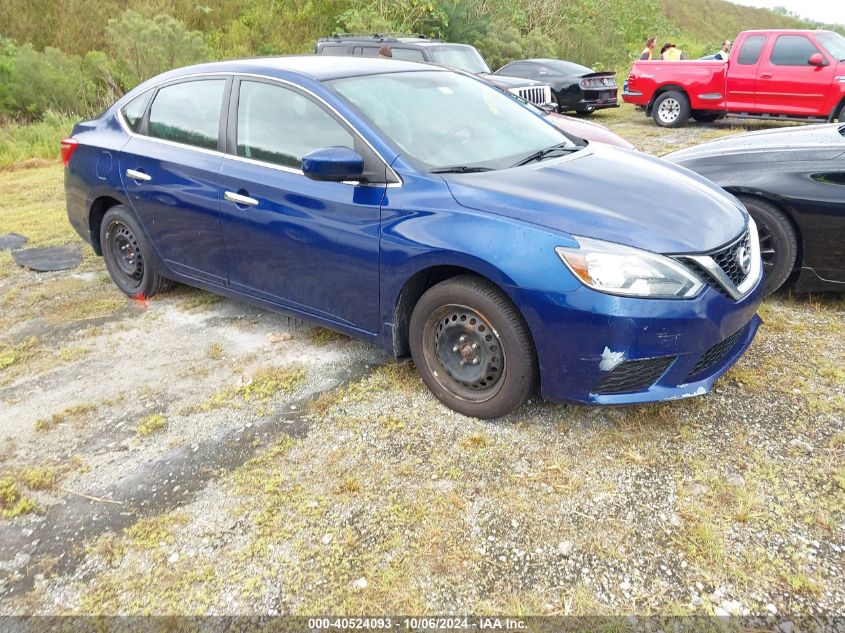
[661, 43, 685, 61]
[715, 39, 732, 60]
[639, 37, 656, 61]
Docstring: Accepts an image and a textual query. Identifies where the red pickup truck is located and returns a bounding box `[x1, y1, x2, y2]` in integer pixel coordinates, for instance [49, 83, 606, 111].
[623, 30, 845, 127]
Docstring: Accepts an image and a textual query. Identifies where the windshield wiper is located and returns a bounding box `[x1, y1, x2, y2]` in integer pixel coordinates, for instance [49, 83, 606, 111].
[429, 166, 494, 174]
[513, 142, 579, 167]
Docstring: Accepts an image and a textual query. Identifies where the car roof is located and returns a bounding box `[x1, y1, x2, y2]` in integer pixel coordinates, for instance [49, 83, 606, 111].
[740, 29, 836, 35]
[156, 55, 442, 82]
[318, 36, 475, 48]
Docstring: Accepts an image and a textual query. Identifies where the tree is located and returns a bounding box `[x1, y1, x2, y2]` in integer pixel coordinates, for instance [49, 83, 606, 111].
[106, 10, 209, 89]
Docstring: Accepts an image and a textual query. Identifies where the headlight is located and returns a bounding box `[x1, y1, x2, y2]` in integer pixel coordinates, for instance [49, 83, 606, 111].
[555, 237, 704, 299]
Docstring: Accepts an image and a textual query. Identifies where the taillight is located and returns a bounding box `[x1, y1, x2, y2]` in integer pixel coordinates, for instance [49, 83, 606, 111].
[60, 137, 78, 167]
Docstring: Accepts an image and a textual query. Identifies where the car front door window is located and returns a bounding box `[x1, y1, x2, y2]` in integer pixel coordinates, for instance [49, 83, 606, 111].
[236, 80, 354, 169]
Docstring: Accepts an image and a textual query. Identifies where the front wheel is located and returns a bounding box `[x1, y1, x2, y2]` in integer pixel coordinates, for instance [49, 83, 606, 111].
[692, 111, 722, 123]
[101, 205, 172, 299]
[652, 90, 690, 127]
[835, 102, 845, 124]
[737, 195, 797, 297]
[408, 275, 537, 419]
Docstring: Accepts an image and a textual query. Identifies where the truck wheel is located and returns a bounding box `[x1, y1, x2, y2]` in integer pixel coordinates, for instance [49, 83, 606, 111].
[835, 102, 845, 123]
[692, 111, 722, 123]
[408, 275, 537, 419]
[737, 195, 797, 297]
[652, 91, 690, 127]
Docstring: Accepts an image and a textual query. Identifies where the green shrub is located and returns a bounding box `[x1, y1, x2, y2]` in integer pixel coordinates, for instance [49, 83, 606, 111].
[0, 111, 75, 168]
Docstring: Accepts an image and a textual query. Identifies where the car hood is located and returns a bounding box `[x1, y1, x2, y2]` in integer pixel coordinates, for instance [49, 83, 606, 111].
[544, 112, 634, 149]
[443, 144, 747, 254]
[665, 123, 845, 164]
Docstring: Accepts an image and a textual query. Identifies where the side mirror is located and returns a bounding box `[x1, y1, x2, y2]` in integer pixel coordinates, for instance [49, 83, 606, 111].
[302, 147, 365, 182]
[808, 53, 826, 66]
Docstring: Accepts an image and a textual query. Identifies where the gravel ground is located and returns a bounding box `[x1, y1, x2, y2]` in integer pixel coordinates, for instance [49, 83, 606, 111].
[0, 106, 843, 617]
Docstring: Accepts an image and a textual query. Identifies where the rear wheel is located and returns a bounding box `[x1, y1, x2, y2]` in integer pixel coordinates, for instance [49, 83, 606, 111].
[100, 205, 172, 299]
[408, 275, 537, 419]
[652, 90, 690, 127]
[737, 195, 797, 297]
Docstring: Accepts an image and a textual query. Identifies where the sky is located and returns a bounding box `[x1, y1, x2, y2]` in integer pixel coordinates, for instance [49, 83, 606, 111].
[729, 0, 845, 27]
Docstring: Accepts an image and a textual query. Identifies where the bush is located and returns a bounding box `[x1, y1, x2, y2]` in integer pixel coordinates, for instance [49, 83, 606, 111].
[0, 111, 75, 168]
[106, 10, 209, 89]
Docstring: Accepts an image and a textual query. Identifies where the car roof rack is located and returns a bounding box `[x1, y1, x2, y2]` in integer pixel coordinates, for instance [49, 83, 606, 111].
[326, 32, 439, 42]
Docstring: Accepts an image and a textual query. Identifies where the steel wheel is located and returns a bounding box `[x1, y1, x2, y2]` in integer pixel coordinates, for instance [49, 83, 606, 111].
[100, 205, 173, 299]
[423, 304, 506, 403]
[106, 220, 144, 289]
[408, 275, 537, 418]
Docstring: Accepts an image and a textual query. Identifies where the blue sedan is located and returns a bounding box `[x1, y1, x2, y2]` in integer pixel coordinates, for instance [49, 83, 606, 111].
[62, 56, 764, 418]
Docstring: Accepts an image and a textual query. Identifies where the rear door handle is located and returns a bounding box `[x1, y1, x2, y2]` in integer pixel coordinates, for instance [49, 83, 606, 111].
[224, 191, 259, 206]
[126, 168, 151, 182]
[759, 73, 773, 79]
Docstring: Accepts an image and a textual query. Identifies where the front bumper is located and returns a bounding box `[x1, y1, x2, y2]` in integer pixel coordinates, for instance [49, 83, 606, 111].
[507, 280, 764, 405]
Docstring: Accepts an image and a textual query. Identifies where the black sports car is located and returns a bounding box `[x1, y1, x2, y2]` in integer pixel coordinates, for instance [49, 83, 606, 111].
[494, 58, 618, 115]
[666, 124, 845, 296]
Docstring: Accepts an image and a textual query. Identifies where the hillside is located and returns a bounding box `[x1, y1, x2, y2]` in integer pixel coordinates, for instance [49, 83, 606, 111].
[659, 0, 843, 57]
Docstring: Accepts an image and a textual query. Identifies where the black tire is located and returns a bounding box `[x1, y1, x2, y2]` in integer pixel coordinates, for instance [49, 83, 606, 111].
[652, 90, 690, 127]
[737, 195, 798, 297]
[691, 111, 722, 123]
[835, 101, 845, 124]
[408, 275, 537, 419]
[100, 205, 172, 299]
[575, 108, 595, 117]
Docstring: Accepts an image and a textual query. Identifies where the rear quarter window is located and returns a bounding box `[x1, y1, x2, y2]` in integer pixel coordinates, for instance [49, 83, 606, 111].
[148, 80, 226, 150]
[120, 90, 152, 133]
[737, 35, 766, 65]
[319, 44, 348, 55]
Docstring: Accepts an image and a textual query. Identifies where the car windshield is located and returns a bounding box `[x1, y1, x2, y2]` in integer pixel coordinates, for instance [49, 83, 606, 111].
[429, 45, 491, 74]
[329, 70, 575, 171]
[816, 32, 845, 61]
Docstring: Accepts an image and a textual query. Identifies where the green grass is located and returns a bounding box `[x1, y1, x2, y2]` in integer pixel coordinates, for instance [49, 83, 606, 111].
[0, 112, 75, 170]
[136, 413, 167, 437]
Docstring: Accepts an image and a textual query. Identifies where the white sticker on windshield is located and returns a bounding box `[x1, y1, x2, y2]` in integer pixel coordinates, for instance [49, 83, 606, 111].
[438, 86, 454, 94]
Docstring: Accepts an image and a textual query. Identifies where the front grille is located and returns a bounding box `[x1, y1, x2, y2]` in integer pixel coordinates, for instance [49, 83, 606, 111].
[593, 356, 675, 395]
[686, 326, 746, 379]
[685, 260, 732, 299]
[678, 229, 753, 299]
[513, 86, 552, 105]
[712, 230, 752, 287]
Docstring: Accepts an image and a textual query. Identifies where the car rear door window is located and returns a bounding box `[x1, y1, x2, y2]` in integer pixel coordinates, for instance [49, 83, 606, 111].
[770, 35, 820, 65]
[500, 62, 534, 78]
[236, 80, 354, 169]
[390, 48, 425, 62]
[148, 80, 226, 150]
[352, 46, 381, 57]
[120, 90, 152, 133]
[737, 35, 766, 65]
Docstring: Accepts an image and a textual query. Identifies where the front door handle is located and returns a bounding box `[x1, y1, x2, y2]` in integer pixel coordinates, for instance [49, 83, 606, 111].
[126, 168, 151, 182]
[224, 191, 259, 206]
